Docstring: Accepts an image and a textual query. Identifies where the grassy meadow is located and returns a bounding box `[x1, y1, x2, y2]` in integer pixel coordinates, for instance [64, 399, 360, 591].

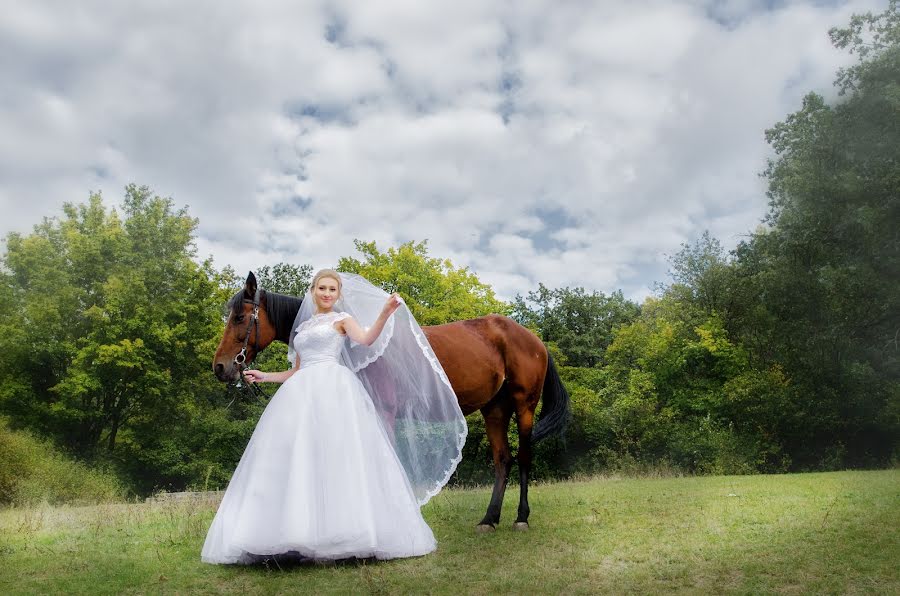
[0, 470, 896, 594]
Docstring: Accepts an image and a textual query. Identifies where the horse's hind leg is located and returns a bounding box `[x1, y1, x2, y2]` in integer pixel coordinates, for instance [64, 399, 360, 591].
[513, 405, 536, 530]
[476, 398, 514, 532]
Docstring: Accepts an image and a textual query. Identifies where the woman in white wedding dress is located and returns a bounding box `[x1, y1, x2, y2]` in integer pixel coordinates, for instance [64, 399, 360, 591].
[201, 269, 466, 564]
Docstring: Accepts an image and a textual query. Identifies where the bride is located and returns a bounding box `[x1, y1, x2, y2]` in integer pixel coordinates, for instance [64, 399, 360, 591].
[201, 269, 467, 564]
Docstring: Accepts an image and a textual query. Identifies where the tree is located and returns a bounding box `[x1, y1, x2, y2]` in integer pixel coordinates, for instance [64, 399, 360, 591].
[599, 297, 791, 473]
[255, 263, 312, 297]
[337, 240, 508, 325]
[0, 186, 238, 492]
[730, 1, 900, 467]
[665, 231, 737, 326]
[511, 285, 640, 367]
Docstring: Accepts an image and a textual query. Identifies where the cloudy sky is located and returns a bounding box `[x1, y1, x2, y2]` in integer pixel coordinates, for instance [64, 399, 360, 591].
[0, 0, 883, 301]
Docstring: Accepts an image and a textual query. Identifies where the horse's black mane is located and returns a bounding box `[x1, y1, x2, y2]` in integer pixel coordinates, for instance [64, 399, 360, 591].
[228, 289, 304, 342]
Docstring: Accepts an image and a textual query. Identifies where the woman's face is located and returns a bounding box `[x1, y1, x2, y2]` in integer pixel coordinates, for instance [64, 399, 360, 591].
[313, 276, 340, 311]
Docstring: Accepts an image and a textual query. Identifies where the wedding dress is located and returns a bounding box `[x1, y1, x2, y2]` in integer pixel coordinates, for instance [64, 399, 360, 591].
[201, 311, 440, 564]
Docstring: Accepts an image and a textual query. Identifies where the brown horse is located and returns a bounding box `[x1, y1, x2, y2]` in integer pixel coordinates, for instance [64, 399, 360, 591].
[213, 273, 570, 531]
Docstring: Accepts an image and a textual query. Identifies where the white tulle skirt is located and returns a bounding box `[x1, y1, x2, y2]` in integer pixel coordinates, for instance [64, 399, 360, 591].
[201, 362, 437, 564]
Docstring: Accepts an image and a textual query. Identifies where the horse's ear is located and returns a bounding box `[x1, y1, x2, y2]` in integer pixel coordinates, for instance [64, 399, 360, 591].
[244, 272, 258, 298]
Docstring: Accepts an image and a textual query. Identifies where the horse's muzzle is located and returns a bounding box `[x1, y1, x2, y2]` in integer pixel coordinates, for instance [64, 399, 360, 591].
[213, 362, 240, 382]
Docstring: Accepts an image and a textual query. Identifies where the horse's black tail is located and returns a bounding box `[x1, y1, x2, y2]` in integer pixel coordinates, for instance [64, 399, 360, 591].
[532, 354, 571, 443]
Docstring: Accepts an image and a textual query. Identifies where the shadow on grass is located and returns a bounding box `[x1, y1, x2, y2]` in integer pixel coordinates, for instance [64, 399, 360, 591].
[240, 553, 378, 572]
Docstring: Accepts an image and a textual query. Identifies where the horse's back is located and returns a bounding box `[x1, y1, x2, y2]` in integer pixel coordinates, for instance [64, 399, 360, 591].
[423, 314, 547, 415]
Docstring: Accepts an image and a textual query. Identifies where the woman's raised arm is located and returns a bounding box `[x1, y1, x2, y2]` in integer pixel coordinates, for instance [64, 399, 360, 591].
[339, 293, 403, 346]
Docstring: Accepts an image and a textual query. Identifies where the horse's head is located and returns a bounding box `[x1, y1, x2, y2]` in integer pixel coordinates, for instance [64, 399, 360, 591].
[212, 272, 279, 382]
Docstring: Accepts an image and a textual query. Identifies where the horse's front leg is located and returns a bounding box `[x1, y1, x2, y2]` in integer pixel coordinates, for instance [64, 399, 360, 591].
[477, 401, 514, 532]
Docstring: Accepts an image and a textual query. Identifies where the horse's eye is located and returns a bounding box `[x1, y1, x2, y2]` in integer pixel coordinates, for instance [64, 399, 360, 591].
[234, 315, 245, 323]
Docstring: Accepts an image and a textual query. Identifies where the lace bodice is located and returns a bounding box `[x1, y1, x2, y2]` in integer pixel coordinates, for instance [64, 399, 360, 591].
[292, 312, 351, 367]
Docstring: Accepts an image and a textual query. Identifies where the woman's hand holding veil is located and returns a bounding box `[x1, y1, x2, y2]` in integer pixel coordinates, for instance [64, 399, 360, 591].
[381, 293, 403, 318]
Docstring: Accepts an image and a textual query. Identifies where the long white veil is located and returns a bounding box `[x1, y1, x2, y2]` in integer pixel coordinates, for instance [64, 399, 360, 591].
[287, 273, 467, 505]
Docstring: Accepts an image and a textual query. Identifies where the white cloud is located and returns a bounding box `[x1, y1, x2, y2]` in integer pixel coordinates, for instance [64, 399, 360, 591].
[0, 0, 884, 304]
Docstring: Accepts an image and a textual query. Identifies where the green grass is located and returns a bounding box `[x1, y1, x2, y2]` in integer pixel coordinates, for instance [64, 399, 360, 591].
[0, 470, 897, 594]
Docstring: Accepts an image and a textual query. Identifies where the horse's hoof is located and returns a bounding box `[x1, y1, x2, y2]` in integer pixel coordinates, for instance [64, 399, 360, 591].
[476, 524, 496, 533]
[513, 522, 529, 531]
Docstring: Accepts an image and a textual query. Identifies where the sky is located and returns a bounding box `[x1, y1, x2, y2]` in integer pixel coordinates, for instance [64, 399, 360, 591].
[0, 0, 885, 301]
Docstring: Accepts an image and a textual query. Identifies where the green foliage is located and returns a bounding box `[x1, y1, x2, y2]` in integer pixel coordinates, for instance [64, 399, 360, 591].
[830, 0, 900, 95]
[0, 417, 124, 506]
[0, 187, 252, 494]
[732, 1, 900, 467]
[664, 231, 737, 327]
[255, 263, 312, 297]
[550, 294, 795, 475]
[338, 239, 508, 325]
[511, 284, 640, 367]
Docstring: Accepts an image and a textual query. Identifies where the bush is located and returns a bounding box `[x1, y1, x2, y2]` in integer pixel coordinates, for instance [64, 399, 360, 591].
[0, 418, 125, 506]
[666, 417, 766, 475]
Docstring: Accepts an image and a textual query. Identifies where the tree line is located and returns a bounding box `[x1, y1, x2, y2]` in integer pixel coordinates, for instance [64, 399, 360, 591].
[0, 4, 896, 498]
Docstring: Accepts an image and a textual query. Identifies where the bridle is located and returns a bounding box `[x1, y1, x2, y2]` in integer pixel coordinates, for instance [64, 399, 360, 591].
[233, 289, 261, 370]
[229, 289, 271, 405]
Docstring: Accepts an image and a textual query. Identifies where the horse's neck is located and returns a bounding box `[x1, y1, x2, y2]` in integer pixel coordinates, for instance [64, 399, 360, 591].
[265, 292, 304, 343]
